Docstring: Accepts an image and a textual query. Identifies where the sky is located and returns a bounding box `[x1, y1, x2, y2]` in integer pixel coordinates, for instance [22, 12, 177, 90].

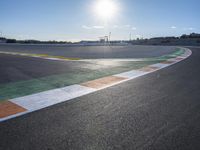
[0, 0, 199, 41]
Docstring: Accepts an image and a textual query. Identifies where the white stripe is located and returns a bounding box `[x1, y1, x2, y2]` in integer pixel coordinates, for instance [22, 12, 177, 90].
[168, 58, 178, 62]
[150, 63, 170, 68]
[0, 48, 192, 122]
[11, 85, 96, 111]
[114, 70, 147, 79]
[77, 58, 145, 62]
[46, 58, 61, 61]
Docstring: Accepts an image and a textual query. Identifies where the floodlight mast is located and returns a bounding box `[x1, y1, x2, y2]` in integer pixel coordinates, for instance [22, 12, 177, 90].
[99, 36, 108, 44]
[109, 32, 111, 44]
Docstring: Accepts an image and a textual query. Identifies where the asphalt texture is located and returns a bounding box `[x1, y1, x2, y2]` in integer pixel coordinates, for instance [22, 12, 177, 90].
[0, 47, 200, 150]
[0, 44, 177, 58]
[0, 45, 175, 84]
[0, 45, 173, 100]
[0, 53, 104, 84]
[0, 53, 159, 85]
[0, 52, 162, 100]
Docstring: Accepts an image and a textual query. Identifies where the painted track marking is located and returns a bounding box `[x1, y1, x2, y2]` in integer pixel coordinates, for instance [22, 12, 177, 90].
[0, 47, 192, 122]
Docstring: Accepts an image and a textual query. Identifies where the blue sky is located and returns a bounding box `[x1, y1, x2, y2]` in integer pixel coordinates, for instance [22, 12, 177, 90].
[0, 0, 199, 41]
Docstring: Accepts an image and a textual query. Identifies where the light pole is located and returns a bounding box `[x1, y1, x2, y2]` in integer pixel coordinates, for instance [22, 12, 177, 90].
[109, 32, 111, 44]
[0, 30, 2, 37]
[129, 33, 132, 41]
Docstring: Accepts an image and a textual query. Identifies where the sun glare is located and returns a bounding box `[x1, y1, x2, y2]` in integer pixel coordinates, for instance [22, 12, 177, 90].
[93, 0, 118, 20]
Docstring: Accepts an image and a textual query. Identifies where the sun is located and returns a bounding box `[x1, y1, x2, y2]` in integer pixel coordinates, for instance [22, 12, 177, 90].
[93, 0, 118, 20]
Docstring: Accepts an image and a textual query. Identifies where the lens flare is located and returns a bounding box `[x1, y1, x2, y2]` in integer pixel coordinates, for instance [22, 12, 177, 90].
[93, 0, 118, 20]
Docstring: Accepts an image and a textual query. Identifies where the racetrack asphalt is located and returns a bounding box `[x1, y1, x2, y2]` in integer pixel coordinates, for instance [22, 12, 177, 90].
[0, 46, 200, 150]
[0, 45, 178, 85]
[0, 45, 179, 100]
[0, 44, 177, 58]
[0, 53, 159, 85]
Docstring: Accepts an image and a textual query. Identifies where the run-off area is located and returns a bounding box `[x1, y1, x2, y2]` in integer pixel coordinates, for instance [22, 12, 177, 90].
[0, 47, 183, 101]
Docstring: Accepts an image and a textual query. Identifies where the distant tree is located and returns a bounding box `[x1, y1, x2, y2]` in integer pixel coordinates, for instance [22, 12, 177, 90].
[0, 37, 6, 40]
[181, 33, 200, 39]
[6, 39, 16, 43]
[161, 40, 170, 43]
[180, 34, 188, 39]
[165, 37, 177, 40]
[189, 33, 200, 38]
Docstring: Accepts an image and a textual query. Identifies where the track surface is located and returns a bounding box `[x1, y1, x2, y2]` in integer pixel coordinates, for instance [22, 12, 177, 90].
[0, 44, 176, 58]
[0, 53, 159, 85]
[0, 53, 108, 84]
[0, 47, 200, 150]
[0, 45, 175, 84]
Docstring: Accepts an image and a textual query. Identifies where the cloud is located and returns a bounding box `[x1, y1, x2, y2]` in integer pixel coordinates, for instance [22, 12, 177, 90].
[82, 24, 137, 30]
[189, 27, 194, 30]
[183, 27, 195, 31]
[170, 26, 177, 29]
[131, 27, 137, 30]
[113, 25, 119, 28]
[82, 25, 104, 29]
[82, 25, 92, 29]
[124, 24, 131, 28]
[113, 25, 136, 30]
[93, 26, 105, 29]
[135, 35, 142, 38]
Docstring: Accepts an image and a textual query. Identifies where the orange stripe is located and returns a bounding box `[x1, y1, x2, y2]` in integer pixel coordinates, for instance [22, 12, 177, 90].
[81, 76, 127, 89]
[0, 101, 27, 118]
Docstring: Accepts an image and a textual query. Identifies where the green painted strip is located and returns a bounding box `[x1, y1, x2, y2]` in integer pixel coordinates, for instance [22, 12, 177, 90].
[0, 48, 184, 101]
[0, 60, 162, 101]
[143, 48, 184, 61]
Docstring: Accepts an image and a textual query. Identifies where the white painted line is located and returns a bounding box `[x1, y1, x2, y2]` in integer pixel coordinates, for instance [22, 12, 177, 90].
[176, 56, 186, 59]
[61, 85, 96, 99]
[77, 58, 145, 62]
[114, 70, 147, 79]
[0, 48, 192, 122]
[11, 85, 96, 111]
[150, 63, 170, 68]
[0, 85, 96, 122]
[46, 58, 62, 61]
[168, 58, 179, 62]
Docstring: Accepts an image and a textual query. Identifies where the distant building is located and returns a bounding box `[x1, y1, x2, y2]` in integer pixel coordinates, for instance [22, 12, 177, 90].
[99, 36, 109, 43]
